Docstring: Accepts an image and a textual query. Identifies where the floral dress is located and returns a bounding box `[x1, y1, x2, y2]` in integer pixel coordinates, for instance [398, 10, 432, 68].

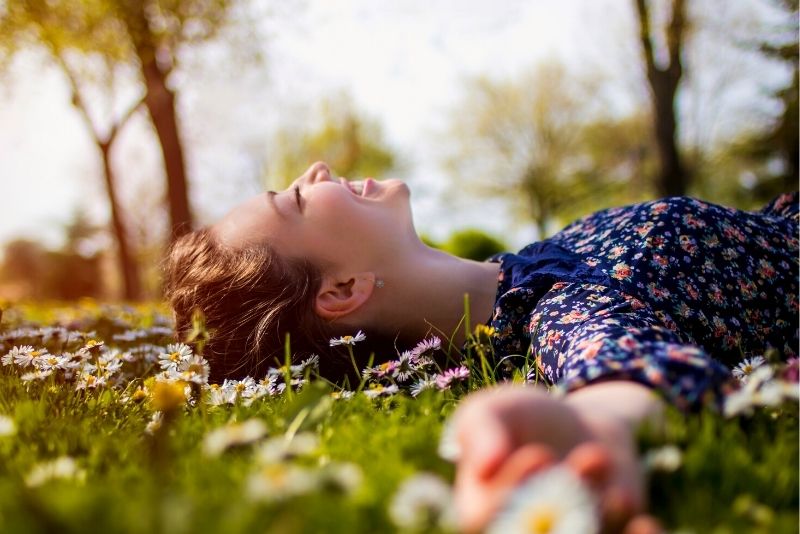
[486, 193, 799, 410]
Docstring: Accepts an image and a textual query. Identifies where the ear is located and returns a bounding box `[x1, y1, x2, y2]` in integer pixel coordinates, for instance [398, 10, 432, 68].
[315, 272, 377, 321]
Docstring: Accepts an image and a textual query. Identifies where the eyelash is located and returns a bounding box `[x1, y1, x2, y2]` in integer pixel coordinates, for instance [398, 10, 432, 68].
[293, 185, 302, 210]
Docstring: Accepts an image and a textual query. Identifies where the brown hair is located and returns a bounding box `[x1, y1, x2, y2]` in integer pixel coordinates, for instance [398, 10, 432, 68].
[162, 228, 394, 384]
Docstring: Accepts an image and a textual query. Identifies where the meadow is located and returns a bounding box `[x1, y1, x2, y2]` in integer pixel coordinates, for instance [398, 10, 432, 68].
[0, 301, 797, 533]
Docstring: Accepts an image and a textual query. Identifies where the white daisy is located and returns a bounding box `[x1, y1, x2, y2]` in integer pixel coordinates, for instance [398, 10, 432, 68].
[170, 354, 210, 385]
[147, 326, 175, 337]
[389, 473, 455, 531]
[75, 372, 107, 391]
[241, 388, 273, 407]
[410, 336, 442, 358]
[410, 376, 437, 397]
[242, 375, 278, 403]
[93, 351, 124, 375]
[363, 383, 399, 398]
[255, 431, 319, 464]
[112, 329, 147, 342]
[363, 360, 399, 380]
[0, 415, 16, 437]
[643, 445, 683, 473]
[218, 377, 257, 404]
[724, 365, 798, 417]
[4, 345, 45, 368]
[41, 327, 71, 343]
[202, 419, 269, 457]
[246, 464, 320, 502]
[36, 353, 79, 372]
[732, 356, 767, 383]
[318, 462, 363, 494]
[158, 343, 193, 371]
[298, 354, 320, 372]
[487, 466, 600, 534]
[21, 369, 53, 382]
[329, 330, 366, 346]
[395, 351, 418, 381]
[204, 384, 227, 407]
[25, 456, 86, 487]
[145, 411, 164, 434]
[331, 390, 355, 400]
[82, 339, 105, 351]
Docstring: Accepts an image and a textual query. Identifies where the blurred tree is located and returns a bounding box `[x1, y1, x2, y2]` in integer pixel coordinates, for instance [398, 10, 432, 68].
[0, 0, 143, 298]
[0, 0, 245, 244]
[267, 96, 397, 187]
[686, 0, 798, 207]
[0, 214, 105, 300]
[445, 61, 647, 239]
[440, 229, 508, 262]
[558, 112, 659, 225]
[741, 0, 798, 192]
[634, 0, 690, 197]
[0, 240, 47, 299]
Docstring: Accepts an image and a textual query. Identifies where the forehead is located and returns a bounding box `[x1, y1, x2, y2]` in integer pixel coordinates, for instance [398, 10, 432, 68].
[211, 193, 281, 248]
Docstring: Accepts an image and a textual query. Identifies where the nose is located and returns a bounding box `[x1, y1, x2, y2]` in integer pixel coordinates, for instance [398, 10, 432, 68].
[308, 161, 331, 183]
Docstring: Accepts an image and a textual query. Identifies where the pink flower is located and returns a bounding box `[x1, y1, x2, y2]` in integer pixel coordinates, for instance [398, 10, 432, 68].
[435, 366, 470, 390]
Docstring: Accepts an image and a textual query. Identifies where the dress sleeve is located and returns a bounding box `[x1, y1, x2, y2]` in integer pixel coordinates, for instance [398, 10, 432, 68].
[528, 282, 732, 411]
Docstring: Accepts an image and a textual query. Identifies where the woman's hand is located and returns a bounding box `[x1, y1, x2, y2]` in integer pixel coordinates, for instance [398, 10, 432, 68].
[450, 384, 664, 533]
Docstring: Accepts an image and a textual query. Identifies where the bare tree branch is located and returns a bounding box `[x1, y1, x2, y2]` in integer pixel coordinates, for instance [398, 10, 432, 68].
[635, 0, 657, 82]
[108, 95, 146, 145]
[667, 0, 687, 82]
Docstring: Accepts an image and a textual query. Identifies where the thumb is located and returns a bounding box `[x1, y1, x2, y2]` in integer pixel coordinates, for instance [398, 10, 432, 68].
[457, 409, 514, 480]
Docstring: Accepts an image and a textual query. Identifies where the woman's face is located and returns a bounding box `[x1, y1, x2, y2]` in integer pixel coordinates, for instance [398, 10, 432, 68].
[212, 162, 415, 272]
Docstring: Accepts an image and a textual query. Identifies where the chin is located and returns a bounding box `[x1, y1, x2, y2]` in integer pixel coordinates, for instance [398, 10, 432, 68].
[385, 179, 410, 197]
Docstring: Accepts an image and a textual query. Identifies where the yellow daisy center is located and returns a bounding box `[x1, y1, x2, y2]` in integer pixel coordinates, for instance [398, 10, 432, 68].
[526, 506, 558, 534]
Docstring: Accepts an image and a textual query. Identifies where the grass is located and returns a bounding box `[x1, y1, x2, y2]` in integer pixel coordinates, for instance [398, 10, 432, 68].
[0, 301, 797, 533]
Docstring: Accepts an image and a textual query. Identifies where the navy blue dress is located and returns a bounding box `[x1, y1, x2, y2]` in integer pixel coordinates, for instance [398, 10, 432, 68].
[485, 193, 799, 410]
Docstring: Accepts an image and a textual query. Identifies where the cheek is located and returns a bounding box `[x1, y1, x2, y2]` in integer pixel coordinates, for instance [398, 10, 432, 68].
[297, 182, 413, 263]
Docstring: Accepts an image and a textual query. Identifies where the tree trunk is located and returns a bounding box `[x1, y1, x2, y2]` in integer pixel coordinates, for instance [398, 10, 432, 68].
[53, 51, 143, 301]
[122, 0, 193, 241]
[100, 141, 142, 300]
[139, 58, 193, 241]
[651, 75, 687, 197]
[635, 0, 689, 198]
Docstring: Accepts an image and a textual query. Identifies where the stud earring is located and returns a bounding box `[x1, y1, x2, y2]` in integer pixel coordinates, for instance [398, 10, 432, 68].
[375, 279, 385, 288]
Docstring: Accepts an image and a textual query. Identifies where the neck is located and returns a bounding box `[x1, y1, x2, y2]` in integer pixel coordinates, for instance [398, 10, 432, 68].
[369, 243, 501, 349]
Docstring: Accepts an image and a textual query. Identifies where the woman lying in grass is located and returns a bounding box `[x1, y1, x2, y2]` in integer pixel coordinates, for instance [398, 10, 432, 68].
[163, 161, 799, 532]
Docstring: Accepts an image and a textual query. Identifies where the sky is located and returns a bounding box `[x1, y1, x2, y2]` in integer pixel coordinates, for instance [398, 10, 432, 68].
[0, 0, 792, 254]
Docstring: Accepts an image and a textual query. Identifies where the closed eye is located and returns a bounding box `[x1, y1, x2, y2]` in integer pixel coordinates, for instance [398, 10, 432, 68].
[293, 185, 303, 212]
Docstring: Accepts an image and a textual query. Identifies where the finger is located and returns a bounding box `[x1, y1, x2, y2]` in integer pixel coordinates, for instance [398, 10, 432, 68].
[564, 441, 613, 490]
[491, 443, 557, 490]
[622, 515, 664, 534]
[455, 404, 514, 480]
[600, 486, 639, 534]
[455, 444, 556, 534]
